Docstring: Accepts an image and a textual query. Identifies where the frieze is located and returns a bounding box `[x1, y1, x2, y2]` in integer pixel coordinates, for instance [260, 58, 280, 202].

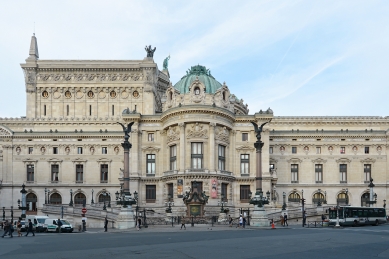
[35, 72, 144, 83]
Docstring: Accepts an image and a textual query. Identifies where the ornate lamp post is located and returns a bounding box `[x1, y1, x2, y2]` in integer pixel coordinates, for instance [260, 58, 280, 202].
[317, 189, 322, 206]
[69, 189, 73, 207]
[165, 194, 174, 213]
[249, 120, 272, 227]
[324, 191, 327, 204]
[91, 189, 94, 204]
[45, 188, 47, 204]
[301, 189, 306, 227]
[134, 191, 139, 223]
[102, 191, 111, 210]
[368, 178, 377, 207]
[217, 194, 227, 213]
[345, 188, 348, 205]
[19, 184, 27, 219]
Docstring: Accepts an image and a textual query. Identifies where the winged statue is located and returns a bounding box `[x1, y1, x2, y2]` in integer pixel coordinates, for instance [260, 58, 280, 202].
[117, 122, 135, 141]
[251, 119, 272, 142]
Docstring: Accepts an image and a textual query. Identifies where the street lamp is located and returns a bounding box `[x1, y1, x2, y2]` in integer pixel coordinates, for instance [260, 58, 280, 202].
[45, 188, 47, 204]
[69, 189, 73, 207]
[317, 189, 322, 206]
[345, 188, 349, 205]
[249, 189, 270, 207]
[165, 194, 174, 213]
[10, 206, 13, 223]
[301, 189, 306, 227]
[133, 191, 139, 221]
[91, 189, 94, 204]
[368, 178, 377, 207]
[324, 191, 327, 204]
[47, 189, 51, 204]
[19, 184, 27, 219]
[282, 192, 286, 210]
[218, 194, 227, 213]
[384, 200, 386, 209]
[102, 191, 111, 210]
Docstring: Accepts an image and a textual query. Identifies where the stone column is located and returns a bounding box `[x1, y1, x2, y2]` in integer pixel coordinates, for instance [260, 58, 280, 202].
[179, 123, 185, 171]
[209, 123, 216, 172]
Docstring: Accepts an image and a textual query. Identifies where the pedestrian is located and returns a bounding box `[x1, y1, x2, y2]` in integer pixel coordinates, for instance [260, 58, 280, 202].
[237, 214, 243, 228]
[137, 218, 142, 231]
[283, 213, 288, 227]
[303, 211, 307, 226]
[25, 219, 35, 237]
[280, 215, 284, 226]
[243, 217, 246, 228]
[1, 220, 12, 238]
[228, 215, 233, 227]
[17, 221, 22, 237]
[321, 214, 326, 222]
[57, 218, 63, 233]
[104, 216, 108, 232]
[180, 216, 186, 230]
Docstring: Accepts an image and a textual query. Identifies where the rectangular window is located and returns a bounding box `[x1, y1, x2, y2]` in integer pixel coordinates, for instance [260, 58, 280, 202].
[292, 146, 297, 154]
[167, 183, 173, 198]
[27, 165, 34, 182]
[340, 164, 347, 183]
[146, 185, 156, 202]
[242, 133, 248, 141]
[270, 164, 275, 171]
[291, 164, 298, 183]
[269, 146, 273, 154]
[112, 105, 114, 116]
[364, 164, 371, 183]
[51, 164, 59, 182]
[315, 164, 323, 183]
[221, 183, 228, 201]
[101, 164, 108, 182]
[365, 147, 369, 154]
[44, 105, 46, 116]
[77, 147, 83, 154]
[170, 145, 177, 170]
[28, 147, 33, 154]
[218, 145, 226, 170]
[76, 164, 83, 182]
[240, 154, 249, 175]
[66, 105, 69, 116]
[102, 147, 107, 154]
[53, 147, 58, 154]
[240, 185, 250, 201]
[316, 147, 321, 154]
[340, 147, 345, 154]
[89, 105, 92, 116]
[148, 133, 154, 142]
[146, 154, 156, 174]
[191, 142, 203, 169]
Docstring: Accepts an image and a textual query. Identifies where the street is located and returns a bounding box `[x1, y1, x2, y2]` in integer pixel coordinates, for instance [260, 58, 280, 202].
[1, 224, 389, 259]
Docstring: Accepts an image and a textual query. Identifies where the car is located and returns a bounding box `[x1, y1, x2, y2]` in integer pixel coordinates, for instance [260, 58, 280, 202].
[45, 219, 73, 233]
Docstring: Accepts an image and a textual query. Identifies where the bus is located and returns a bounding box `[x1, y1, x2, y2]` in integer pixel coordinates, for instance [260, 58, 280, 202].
[329, 206, 386, 226]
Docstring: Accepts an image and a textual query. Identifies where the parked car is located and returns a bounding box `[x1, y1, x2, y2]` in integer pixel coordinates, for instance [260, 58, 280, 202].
[25, 216, 49, 232]
[45, 219, 73, 233]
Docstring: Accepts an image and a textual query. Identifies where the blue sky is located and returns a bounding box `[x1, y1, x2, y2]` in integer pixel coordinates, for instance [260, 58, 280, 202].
[0, 0, 388, 117]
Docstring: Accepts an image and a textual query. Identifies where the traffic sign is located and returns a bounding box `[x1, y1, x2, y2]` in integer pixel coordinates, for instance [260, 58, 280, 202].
[82, 208, 87, 214]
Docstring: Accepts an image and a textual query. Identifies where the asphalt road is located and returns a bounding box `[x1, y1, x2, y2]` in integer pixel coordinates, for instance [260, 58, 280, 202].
[1, 225, 389, 259]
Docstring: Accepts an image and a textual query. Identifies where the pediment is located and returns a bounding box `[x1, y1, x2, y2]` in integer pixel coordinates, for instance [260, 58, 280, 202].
[236, 145, 255, 151]
[360, 158, 376, 164]
[141, 146, 161, 153]
[336, 158, 351, 164]
[0, 125, 13, 136]
[47, 158, 63, 164]
[311, 158, 327, 163]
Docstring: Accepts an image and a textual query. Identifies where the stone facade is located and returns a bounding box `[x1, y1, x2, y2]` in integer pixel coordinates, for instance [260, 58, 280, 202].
[0, 35, 387, 218]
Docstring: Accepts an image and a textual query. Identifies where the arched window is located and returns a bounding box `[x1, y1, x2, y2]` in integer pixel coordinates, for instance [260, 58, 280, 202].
[312, 193, 325, 205]
[288, 192, 300, 202]
[222, 92, 226, 101]
[169, 91, 173, 100]
[194, 87, 200, 95]
[50, 193, 62, 205]
[26, 193, 37, 211]
[74, 193, 86, 205]
[337, 192, 349, 205]
[98, 193, 111, 203]
[361, 193, 370, 207]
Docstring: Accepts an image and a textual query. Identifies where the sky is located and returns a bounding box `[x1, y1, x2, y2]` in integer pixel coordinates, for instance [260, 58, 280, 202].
[0, 0, 388, 118]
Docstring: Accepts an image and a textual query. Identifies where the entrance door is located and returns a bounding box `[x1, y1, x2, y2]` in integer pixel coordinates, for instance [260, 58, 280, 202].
[361, 193, 370, 207]
[26, 193, 37, 214]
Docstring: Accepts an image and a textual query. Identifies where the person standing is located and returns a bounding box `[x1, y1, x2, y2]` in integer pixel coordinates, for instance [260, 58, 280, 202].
[243, 217, 246, 228]
[25, 219, 35, 237]
[280, 215, 284, 227]
[303, 211, 307, 227]
[104, 216, 108, 232]
[137, 218, 142, 231]
[283, 213, 288, 227]
[180, 216, 186, 230]
[17, 221, 22, 237]
[238, 214, 243, 228]
[1, 220, 12, 238]
[57, 218, 63, 233]
[228, 215, 233, 227]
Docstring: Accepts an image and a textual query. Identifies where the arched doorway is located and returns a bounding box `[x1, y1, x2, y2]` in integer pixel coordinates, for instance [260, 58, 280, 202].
[361, 193, 370, 207]
[50, 193, 62, 204]
[312, 193, 325, 206]
[74, 193, 86, 206]
[98, 193, 111, 203]
[26, 193, 37, 213]
[288, 192, 300, 203]
[337, 192, 349, 206]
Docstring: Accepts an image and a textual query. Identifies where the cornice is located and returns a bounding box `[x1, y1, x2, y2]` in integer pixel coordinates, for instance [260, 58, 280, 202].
[160, 105, 236, 123]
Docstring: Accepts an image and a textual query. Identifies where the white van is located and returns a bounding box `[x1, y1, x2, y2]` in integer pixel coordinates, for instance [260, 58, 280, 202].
[25, 215, 49, 232]
[44, 219, 73, 233]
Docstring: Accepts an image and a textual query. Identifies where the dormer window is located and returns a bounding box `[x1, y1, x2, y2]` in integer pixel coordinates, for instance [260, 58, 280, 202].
[194, 87, 200, 95]
[223, 92, 226, 101]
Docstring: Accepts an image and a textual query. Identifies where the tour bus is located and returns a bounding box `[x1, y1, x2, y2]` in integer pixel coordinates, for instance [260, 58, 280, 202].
[329, 206, 386, 226]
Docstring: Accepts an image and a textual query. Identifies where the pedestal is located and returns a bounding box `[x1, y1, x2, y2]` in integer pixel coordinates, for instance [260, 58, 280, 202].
[218, 212, 227, 223]
[116, 206, 135, 229]
[250, 205, 269, 227]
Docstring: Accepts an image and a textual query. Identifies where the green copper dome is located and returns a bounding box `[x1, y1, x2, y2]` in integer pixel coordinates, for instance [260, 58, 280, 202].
[174, 65, 222, 94]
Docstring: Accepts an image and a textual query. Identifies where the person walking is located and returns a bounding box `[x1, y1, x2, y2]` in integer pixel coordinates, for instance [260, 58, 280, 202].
[57, 218, 63, 233]
[180, 216, 186, 230]
[1, 220, 12, 238]
[25, 219, 35, 237]
[283, 213, 288, 227]
[243, 217, 246, 228]
[237, 214, 243, 228]
[17, 221, 22, 237]
[228, 215, 233, 227]
[104, 216, 108, 232]
[280, 215, 284, 227]
[137, 218, 142, 231]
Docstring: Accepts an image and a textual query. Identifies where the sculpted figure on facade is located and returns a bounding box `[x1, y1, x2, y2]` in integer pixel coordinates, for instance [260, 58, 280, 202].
[215, 126, 230, 143]
[167, 126, 180, 143]
[187, 123, 208, 139]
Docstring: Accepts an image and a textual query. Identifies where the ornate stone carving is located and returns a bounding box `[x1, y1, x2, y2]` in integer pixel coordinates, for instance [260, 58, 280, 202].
[0, 126, 12, 136]
[190, 79, 206, 104]
[65, 146, 70, 155]
[90, 146, 95, 154]
[215, 126, 229, 143]
[40, 146, 46, 154]
[187, 123, 208, 139]
[114, 146, 120, 154]
[167, 126, 180, 143]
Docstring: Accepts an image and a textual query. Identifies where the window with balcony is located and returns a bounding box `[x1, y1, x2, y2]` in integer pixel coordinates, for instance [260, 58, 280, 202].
[218, 145, 226, 170]
[146, 185, 156, 202]
[101, 164, 108, 183]
[146, 154, 156, 174]
[170, 145, 177, 170]
[51, 164, 59, 182]
[27, 165, 34, 182]
[364, 164, 371, 183]
[240, 154, 249, 175]
[291, 164, 298, 183]
[76, 164, 83, 182]
[222, 183, 228, 202]
[340, 164, 347, 183]
[315, 164, 323, 183]
[191, 143, 203, 169]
